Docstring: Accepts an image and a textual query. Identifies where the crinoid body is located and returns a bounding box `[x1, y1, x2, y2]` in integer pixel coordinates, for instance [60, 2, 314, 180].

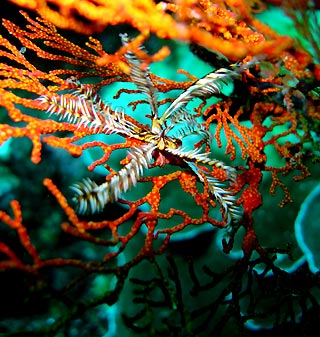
[39, 34, 247, 224]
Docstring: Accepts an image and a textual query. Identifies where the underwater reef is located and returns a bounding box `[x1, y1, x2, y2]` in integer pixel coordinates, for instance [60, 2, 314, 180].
[0, 0, 320, 336]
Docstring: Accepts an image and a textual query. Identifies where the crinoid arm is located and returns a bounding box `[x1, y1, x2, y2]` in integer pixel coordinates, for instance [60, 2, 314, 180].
[120, 33, 159, 120]
[160, 67, 239, 122]
[71, 144, 155, 214]
[167, 109, 213, 144]
[205, 174, 243, 224]
[38, 83, 144, 139]
[186, 161, 242, 224]
[165, 146, 236, 181]
[70, 177, 107, 214]
[166, 145, 241, 223]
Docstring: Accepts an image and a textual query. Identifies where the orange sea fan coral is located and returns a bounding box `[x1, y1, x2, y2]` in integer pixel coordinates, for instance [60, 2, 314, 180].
[1, 2, 320, 335]
[8, 0, 293, 60]
[1, 3, 319, 267]
[0, 9, 245, 277]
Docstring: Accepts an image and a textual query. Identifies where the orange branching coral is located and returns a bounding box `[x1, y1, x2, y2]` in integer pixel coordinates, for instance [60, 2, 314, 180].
[0, 200, 90, 273]
[8, 0, 293, 60]
[0, 1, 319, 335]
[0, 1, 319, 272]
[0, 200, 40, 272]
[0, 10, 241, 275]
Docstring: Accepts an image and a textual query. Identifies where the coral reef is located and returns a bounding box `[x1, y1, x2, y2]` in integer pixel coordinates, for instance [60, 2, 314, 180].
[0, 0, 319, 336]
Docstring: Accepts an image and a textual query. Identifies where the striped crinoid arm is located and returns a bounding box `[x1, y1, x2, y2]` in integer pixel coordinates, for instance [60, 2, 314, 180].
[37, 83, 145, 139]
[71, 145, 155, 214]
[165, 146, 241, 223]
[160, 67, 239, 123]
[120, 33, 159, 119]
[165, 146, 237, 182]
[168, 110, 213, 144]
[204, 173, 243, 223]
[187, 161, 242, 224]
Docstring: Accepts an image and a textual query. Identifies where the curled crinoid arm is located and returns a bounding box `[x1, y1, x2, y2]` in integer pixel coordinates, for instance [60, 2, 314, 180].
[120, 33, 159, 120]
[71, 145, 155, 214]
[70, 178, 107, 214]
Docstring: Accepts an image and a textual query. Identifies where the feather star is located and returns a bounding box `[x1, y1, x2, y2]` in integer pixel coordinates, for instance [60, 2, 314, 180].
[39, 33, 252, 224]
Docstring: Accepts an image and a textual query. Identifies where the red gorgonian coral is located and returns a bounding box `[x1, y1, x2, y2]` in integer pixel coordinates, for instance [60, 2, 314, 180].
[0, 0, 319, 335]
